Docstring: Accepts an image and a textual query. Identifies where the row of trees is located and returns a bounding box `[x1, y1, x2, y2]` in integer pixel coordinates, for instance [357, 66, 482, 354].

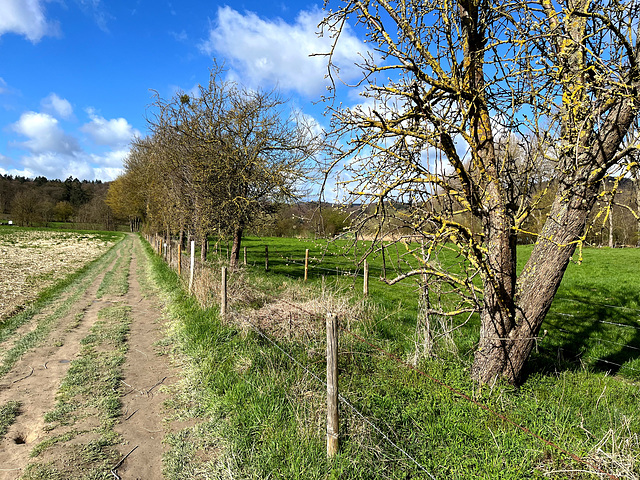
[107, 67, 320, 266]
[107, 0, 640, 386]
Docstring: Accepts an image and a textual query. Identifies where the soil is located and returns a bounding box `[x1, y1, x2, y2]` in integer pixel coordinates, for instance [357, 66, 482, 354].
[0, 234, 177, 479]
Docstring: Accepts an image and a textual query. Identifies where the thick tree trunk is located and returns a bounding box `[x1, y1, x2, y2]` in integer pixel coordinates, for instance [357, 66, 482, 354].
[229, 225, 243, 268]
[471, 197, 517, 382]
[472, 180, 598, 384]
[472, 93, 640, 384]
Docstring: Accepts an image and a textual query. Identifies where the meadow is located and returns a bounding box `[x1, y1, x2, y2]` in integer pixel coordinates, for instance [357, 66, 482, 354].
[0, 227, 121, 322]
[151, 235, 640, 479]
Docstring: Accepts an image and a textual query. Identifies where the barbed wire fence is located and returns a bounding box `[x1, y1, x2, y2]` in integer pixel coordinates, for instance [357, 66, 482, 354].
[144, 233, 635, 479]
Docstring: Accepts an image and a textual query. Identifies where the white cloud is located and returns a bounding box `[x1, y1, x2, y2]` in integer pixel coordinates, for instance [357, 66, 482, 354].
[0, 78, 8, 95]
[90, 148, 129, 168]
[12, 150, 126, 182]
[93, 166, 123, 182]
[6, 105, 133, 182]
[0, 166, 34, 178]
[81, 109, 140, 147]
[0, 0, 57, 42]
[19, 152, 89, 180]
[12, 112, 80, 154]
[41, 93, 74, 119]
[200, 6, 367, 97]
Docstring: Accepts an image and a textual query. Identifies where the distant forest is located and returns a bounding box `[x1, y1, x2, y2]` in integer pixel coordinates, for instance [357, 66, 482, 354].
[1, 172, 639, 247]
[0, 173, 350, 237]
[0, 174, 114, 230]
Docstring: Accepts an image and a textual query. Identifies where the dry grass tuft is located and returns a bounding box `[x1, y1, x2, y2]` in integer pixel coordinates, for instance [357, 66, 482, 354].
[584, 416, 640, 480]
[536, 416, 639, 479]
[175, 252, 370, 343]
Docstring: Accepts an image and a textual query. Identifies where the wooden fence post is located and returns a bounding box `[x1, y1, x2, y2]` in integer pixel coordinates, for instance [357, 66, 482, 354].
[243, 246, 247, 266]
[363, 260, 369, 296]
[326, 312, 339, 457]
[304, 249, 309, 282]
[221, 266, 227, 317]
[265, 246, 269, 272]
[189, 240, 195, 295]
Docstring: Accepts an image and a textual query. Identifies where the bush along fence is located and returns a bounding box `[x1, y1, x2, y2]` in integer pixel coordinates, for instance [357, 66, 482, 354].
[142, 233, 626, 479]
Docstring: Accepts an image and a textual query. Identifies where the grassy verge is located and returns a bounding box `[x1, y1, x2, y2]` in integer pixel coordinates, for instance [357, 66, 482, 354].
[147, 236, 640, 479]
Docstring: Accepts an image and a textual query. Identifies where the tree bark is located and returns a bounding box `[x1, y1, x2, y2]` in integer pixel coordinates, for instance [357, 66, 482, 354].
[472, 96, 640, 384]
[200, 233, 208, 262]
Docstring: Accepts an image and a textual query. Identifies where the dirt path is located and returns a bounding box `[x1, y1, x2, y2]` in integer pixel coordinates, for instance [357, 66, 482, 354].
[111, 237, 175, 480]
[0, 234, 176, 479]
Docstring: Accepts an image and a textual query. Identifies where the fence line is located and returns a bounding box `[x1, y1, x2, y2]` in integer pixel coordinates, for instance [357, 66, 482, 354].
[336, 325, 619, 480]
[236, 309, 437, 478]
[145, 234, 626, 480]
[555, 296, 640, 314]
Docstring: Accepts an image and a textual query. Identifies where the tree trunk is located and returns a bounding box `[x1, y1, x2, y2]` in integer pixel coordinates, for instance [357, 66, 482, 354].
[471, 196, 517, 382]
[471, 75, 640, 384]
[609, 206, 614, 248]
[472, 179, 599, 384]
[229, 225, 243, 268]
[201, 233, 208, 262]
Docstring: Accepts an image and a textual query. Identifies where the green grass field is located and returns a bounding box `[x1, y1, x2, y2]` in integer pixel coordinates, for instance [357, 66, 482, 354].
[236, 237, 640, 379]
[153, 236, 640, 479]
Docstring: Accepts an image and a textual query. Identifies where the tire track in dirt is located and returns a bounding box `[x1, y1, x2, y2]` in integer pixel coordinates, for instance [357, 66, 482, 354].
[0, 238, 127, 479]
[0, 243, 124, 362]
[110, 235, 178, 480]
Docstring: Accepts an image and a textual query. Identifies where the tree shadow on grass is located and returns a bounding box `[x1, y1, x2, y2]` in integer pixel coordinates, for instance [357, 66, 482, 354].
[523, 285, 640, 381]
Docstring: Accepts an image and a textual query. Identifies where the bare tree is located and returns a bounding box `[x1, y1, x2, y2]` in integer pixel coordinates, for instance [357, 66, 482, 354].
[113, 65, 319, 267]
[322, 0, 640, 384]
[11, 189, 44, 226]
[147, 67, 319, 267]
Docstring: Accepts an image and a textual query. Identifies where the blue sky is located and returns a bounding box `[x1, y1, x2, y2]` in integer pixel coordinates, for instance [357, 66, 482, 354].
[0, 0, 367, 182]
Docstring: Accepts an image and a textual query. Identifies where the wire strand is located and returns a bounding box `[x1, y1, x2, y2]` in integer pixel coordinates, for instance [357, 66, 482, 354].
[237, 313, 437, 479]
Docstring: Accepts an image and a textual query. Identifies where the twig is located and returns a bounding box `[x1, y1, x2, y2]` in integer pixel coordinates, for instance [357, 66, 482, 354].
[134, 348, 148, 359]
[111, 445, 138, 480]
[12, 366, 34, 384]
[125, 409, 139, 421]
[145, 376, 167, 395]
